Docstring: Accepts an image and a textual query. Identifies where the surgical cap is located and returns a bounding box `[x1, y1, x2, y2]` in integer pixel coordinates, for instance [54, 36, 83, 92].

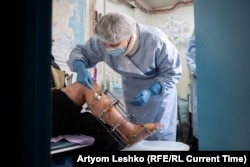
[94, 13, 136, 44]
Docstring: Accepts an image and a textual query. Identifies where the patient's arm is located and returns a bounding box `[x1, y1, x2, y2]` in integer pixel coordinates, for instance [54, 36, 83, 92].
[61, 82, 161, 146]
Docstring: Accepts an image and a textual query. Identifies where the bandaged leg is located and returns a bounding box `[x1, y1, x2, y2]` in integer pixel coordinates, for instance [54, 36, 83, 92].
[61, 82, 161, 147]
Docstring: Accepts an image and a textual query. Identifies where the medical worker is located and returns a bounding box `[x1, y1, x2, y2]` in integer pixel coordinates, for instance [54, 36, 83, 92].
[67, 12, 182, 141]
[186, 31, 198, 145]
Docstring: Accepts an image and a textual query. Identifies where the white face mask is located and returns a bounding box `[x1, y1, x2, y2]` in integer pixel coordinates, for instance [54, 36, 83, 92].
[106, 46, 125, 56]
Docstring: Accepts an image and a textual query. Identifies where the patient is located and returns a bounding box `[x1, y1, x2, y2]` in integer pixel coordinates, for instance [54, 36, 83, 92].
[52, 81, 161, 150]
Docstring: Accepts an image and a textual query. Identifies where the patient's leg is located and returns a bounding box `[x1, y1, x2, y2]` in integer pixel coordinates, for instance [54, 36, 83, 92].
[61, 82, 161, 146]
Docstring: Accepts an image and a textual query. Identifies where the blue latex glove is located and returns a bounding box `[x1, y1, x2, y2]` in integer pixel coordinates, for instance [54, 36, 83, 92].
[73, 60, 92, 89]
[129, 82, 162, 106]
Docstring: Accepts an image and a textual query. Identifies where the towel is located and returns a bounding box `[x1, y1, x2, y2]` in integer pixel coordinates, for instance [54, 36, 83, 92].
[51, 134, 95, 145]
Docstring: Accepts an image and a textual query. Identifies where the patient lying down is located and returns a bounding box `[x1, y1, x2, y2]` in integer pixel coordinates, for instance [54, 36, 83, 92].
[52, 81, 161, 148]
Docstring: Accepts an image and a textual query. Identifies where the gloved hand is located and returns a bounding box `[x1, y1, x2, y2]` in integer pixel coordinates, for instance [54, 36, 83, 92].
[73, 60, 92, 89]
[129, 82, 162, 106]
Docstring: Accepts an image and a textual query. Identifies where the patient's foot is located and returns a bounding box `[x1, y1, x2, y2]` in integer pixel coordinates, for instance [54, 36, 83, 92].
[125, 123, 161, 146]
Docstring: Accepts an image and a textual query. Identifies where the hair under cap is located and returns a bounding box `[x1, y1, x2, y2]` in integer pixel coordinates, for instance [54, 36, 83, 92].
[94, 12, 136, 43]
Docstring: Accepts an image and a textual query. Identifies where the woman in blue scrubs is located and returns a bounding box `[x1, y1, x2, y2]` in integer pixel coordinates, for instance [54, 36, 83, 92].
[67, 12, 182, 141]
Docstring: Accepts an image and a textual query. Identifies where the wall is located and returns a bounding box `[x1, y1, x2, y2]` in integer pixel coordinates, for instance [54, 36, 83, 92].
[195, 0, 250, 150]
[52, 0, 86, 83]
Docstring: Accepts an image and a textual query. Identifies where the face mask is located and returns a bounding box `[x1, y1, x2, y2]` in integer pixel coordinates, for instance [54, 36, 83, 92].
[106, 46, 125, 56]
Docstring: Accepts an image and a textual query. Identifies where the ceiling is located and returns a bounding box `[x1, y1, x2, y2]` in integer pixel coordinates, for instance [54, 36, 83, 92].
[140, 0, 180, 9]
